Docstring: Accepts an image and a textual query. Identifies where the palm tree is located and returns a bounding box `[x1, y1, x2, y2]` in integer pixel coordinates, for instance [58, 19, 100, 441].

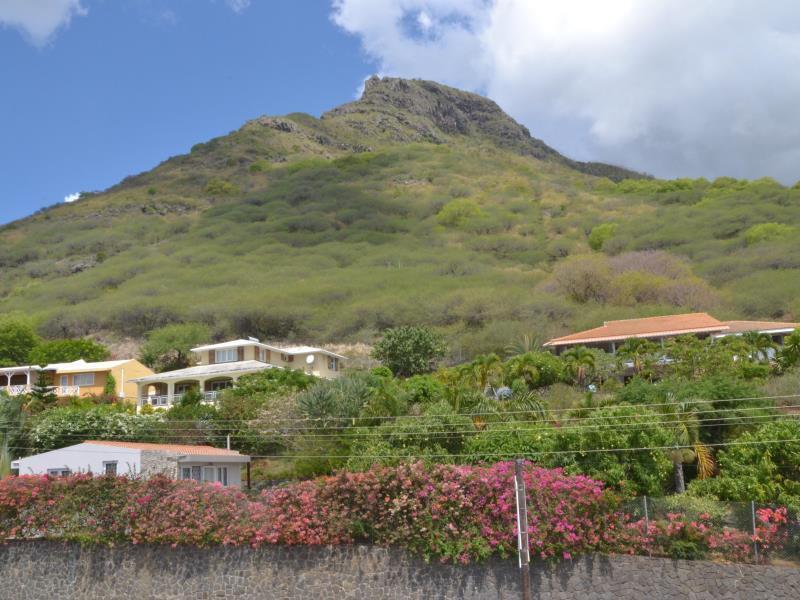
[504, 333, 540, 358]
[562, 346, 596, 387]
[661, 396, 714, 493]
[617, 338, 658, 378]
[741, 331, 777, 363]
[459, 353, 503, 391]
[504, 353, 541, 389]
[779, 330, 800, 369]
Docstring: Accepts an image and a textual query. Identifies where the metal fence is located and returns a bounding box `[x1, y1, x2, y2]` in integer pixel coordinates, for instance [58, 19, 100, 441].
[619, 496, 800, 565]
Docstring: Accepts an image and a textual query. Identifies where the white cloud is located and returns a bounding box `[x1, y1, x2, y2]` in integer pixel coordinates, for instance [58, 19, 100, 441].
[332, 0, 800, 182]
[225, 0, 251, 14]
[64, 192, 80, 203]
[0, 0, 87, 47]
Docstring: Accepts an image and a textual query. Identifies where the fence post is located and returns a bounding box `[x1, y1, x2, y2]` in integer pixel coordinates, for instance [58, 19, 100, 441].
[751, 500, 759, 563]
[514, 459, 532, 600]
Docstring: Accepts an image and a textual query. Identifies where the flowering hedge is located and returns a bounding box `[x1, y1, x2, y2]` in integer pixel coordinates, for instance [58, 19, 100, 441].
[0, 462, 788, 564]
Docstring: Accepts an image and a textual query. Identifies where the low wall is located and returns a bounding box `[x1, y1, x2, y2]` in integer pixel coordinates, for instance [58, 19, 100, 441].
[1, 542, 798, 600]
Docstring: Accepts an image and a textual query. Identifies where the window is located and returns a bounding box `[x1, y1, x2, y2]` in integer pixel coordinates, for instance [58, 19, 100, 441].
[258, 348, 270, 363]
[181, 467, 191, 480]
[103, 461, 117, 476]
[191, 466, 202, 481]
[215, 348, 237, 363]
[59, 375, 69, 387]
[209, 380, 232, 391]
[328, 357, 339, 372]
[217, 467, 228, 486]
[202, 467, 215, 483]
[47, 468, 71, 477]
[281, 353, 295, 362]
[175, 383, 192, 394]
[73, 373, 95, 387]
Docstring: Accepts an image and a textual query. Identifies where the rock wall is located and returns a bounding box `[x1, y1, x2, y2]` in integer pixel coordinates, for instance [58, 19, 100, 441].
[1, 541, 798, 600]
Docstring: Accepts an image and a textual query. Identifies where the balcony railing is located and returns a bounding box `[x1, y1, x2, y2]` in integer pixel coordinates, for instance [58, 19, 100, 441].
[2, 385, 31, 397]
[52, 386, 81, 397]
[139, 390, 224, 408]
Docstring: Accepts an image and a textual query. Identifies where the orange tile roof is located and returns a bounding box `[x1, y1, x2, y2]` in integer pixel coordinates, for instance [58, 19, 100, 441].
[85, 440, 242, 456]
[720, 320, 799, 334]
[544, 313, 728, 347]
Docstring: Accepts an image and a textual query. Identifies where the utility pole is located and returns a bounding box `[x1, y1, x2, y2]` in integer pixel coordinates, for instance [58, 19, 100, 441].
[514, 459, 532, 600]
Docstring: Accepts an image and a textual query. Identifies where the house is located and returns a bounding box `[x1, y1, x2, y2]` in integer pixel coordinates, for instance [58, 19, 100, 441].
[1, 365, 41, 397]
[11, 440, 251, 488]
[131, 338, 345, 409]
[1, 359, 153, 400]
[544, 312, 799, 355]
[44, 359, 153, 399]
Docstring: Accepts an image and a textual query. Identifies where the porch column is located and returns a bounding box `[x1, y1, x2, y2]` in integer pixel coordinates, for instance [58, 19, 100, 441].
[610, 341, 616, 355]
[26, 369, 31, 389]
[136, 383, 146, 409]
[167, 381, 175, 405]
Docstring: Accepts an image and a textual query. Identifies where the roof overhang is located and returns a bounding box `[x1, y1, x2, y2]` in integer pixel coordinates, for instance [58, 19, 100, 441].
[544, 326, 729, 347]
[176, 454, 250, 464]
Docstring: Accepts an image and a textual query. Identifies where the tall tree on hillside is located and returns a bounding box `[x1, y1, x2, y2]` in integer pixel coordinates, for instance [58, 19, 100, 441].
[140, 323, 211, 372]
[28, 338, 109, 366]
[0, 319, 39, 367]
[562, 346, 596, 387]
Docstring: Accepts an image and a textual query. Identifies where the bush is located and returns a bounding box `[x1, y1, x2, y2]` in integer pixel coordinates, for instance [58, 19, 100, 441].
[372, 326, 447, 377]
[588, 223, 618, 251]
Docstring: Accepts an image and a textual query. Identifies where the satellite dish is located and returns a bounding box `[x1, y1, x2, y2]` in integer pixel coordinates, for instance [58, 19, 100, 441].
[305, 354, 315, 364]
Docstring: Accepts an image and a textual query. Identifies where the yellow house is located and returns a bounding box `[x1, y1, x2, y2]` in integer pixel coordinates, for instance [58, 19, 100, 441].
[44, 359, 154, 401]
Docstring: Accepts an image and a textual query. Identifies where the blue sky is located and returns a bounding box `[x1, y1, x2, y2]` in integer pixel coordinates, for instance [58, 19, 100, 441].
[0, 0, 373, 224]
[3, 1, 800, 225]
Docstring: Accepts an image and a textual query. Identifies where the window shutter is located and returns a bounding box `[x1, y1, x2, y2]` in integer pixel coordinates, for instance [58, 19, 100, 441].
[265, 349, 271, 363]
[238, 346, 245, 361]
[208, 351, 215, 365]
[288, 355, 294, 363]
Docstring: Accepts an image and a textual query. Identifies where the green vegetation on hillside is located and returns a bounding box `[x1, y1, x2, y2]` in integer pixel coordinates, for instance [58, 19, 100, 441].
[1, 78, 799, 357]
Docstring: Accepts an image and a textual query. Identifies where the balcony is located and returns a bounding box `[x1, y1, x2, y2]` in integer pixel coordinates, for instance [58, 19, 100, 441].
[139, 390, 224, 408]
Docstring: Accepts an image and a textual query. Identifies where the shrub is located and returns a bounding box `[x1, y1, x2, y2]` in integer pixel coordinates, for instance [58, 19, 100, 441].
[588, 223, 618, 251]
[372, 326, 447, 377]
[0, 464, 789, 564]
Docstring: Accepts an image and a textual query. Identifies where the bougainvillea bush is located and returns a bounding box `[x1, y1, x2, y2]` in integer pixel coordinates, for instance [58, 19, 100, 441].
[0, 462, 788, 564]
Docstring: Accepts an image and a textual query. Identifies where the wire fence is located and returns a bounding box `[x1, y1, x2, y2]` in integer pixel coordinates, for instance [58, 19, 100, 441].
[618, 495, 800, 565]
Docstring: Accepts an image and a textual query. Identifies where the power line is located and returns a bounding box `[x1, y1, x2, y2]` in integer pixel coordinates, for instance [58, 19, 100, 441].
[0, 404, 794, 440]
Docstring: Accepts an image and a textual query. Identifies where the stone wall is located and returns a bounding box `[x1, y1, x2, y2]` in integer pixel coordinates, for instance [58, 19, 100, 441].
[1, 541, 798, 600]
[140, 450, 179, 478]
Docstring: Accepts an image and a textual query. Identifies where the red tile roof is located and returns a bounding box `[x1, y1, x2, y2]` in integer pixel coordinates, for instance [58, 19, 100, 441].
[720, 320, 799, 334]
[85, 440, 242, 456]
[544, 313, 728, 347]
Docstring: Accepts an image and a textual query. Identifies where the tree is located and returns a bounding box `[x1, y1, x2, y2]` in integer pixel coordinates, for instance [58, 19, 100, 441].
[372, 326, 447, 377]
[562, 346, 596, 387]
[0, 393, 26, 476]
[458, 353, 503, 391]
[741, 331, 776, 364]
[0, 318, 39, 367]
[504, 333, 539, 357]
[139, 323, 211, 372]
[617, 338, 659, 378]
[779, 330, 800, 369]
[25, 370, 57, 413]
[103, 374, 118, 397]
[550, 405, 673, 495]
[660, 396, 714, 493]
[28, 338, 109, 366]
[504, 351, 564, 390]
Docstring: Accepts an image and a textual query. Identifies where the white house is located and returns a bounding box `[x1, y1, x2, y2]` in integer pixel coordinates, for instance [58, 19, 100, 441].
[11, 440, 251, 488]
[131, 337, 346, 409]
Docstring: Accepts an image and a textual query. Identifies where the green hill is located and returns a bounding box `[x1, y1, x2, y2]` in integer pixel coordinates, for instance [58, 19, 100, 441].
[2, 77, 799, 357]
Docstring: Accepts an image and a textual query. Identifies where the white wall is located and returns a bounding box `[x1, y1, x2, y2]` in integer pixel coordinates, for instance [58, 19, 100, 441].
[14, 444, 141, 477]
